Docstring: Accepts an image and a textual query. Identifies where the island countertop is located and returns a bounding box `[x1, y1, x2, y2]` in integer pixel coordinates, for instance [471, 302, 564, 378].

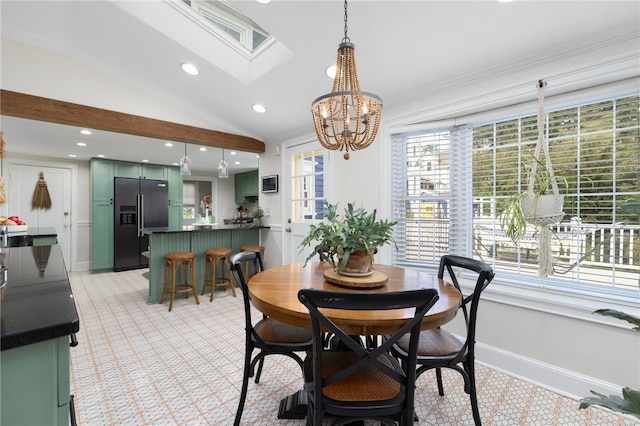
[0, 245, 79, 351]
[143, 224, 269, 234]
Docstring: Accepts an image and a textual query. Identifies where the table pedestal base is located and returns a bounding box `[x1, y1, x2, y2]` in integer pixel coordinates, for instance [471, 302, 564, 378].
[277, 390, 307, 419]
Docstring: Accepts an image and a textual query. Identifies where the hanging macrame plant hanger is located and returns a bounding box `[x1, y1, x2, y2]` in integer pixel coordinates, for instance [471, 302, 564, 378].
[523, 80, 565, 276]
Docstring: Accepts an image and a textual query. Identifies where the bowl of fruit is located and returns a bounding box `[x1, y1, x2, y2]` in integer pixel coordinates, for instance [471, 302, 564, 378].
[0, 216, 28, 233]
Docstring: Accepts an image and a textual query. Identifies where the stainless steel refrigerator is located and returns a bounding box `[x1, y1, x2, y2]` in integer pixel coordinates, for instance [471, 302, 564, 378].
[114, 177, 169, 271]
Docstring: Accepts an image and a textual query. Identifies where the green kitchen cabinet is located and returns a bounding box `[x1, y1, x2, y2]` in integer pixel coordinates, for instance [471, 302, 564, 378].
[1, 336, 72, 426]
[235, 169, 259, 203]
[114, 161, 167, 180]
[235, 172, 247, 203]
[245, 169, 259, 197]
[91, 158, 115, 271]
[91, 158, 114, 201]
[91, 199, 114, 271]
[167, 166, 183, 229]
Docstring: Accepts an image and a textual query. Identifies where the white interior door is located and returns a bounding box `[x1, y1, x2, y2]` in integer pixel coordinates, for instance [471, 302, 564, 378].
[283, 142, 329, 264]
[8, 163, 72, 270]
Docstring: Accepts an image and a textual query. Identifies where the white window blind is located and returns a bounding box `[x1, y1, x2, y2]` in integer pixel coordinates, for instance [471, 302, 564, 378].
[391, 91, 639, 295]
[391, 127, 470, 267]
[472, 93, 639, 291]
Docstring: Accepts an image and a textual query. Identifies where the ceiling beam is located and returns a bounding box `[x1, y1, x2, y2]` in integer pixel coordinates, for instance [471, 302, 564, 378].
[0, 90, 265, 153]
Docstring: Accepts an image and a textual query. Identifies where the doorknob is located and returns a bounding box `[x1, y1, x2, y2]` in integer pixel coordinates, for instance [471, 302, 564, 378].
[285, 227, 292, 233]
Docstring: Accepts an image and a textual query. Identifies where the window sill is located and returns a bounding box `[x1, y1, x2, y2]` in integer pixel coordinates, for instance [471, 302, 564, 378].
[402, 264, 640, 329]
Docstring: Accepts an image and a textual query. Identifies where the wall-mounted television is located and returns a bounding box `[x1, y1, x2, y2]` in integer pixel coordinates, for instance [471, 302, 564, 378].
[261, 175, 278, 193]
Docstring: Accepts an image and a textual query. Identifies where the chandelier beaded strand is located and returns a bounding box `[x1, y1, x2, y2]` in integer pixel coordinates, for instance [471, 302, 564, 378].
[311, 0, 382, 160]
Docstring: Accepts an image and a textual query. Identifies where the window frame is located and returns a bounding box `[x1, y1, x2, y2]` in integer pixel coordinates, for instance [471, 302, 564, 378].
[388, 88, 639, 304]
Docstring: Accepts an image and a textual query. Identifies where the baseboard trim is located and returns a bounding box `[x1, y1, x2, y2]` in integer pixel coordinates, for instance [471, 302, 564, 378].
[475, 342, 622, 400]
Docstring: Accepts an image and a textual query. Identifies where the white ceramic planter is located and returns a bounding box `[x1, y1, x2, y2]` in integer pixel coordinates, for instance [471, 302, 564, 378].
[520, 193, 564, 225]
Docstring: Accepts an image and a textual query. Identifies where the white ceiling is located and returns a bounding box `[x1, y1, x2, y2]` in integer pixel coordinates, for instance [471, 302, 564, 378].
[1, 0, 639, 175]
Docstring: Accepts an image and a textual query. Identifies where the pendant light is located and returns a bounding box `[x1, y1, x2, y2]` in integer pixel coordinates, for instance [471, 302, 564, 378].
[310, 0, 383, 160]
[218, 149, 228, 178]
[180, 143, 191, 176]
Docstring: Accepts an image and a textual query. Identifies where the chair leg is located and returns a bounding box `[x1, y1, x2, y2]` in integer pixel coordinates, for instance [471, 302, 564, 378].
[169, 262, 177, 312]
[234, 343, 253, 426]
[254, 357, 264, 384]
[436, 367, 445, 396]
[191, 259, 199, 305]
[467, 363, 482, 426]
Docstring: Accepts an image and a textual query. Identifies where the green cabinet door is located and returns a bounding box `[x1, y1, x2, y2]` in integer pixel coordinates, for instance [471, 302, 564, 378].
[245, 169, 259, 197]
[91, 199, 114, 271]
[1, 337, 71, 426]
[167, 166, 183, 229]
[91, 158, 114, 201]
[114, 161, 141, 178]
[235, 172, 246, 204]
[167, 166, 182, 202]
[142, 164, 168, 180]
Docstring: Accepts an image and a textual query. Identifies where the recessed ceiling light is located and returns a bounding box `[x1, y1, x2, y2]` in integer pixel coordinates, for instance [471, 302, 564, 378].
[234, 161, 241, 165]
[199, 147, 207, 151]
[181, 63, 199, 76]
[76, 142, 87, 147]
[325, 65, 336, 79]
[255, 0, 271, 4]
[97, 154, 105, 158]
[80, 129, 92, 135]
[497, 0, 512, 2]
[142, 159, 149, 163]
[172, 162, 179, 166]
[252, 104, 267, 113]
[68, 154, 77, 158]
[165, 142, 173, 147]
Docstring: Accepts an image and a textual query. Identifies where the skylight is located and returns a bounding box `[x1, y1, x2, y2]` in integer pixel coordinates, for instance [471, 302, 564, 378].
[181, 0, 269, 53]
[112, 0, 292, 84]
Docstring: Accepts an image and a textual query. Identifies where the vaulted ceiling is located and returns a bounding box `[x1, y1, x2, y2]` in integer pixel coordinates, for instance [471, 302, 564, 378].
[1, 1, 638, 174]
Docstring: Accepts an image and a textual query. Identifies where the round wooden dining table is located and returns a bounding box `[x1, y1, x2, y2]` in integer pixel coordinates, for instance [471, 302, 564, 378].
[247, 261, 462, 419]
[248, 261, 462, 336]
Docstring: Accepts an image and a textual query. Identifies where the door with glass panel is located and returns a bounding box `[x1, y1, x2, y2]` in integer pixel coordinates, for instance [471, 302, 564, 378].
[283, 144, 328, 264]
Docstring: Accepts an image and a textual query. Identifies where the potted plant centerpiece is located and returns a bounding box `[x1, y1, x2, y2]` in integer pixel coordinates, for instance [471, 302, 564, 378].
[299, 200, 397, 275]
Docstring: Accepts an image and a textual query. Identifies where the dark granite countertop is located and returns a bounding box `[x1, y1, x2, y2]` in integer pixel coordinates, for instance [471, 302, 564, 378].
[143, 224, 269, 234]
[0, 245, 79, 351]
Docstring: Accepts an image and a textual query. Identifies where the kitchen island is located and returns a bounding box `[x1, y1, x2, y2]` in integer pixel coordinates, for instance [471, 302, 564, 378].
[143, 224, 268, 304]
[0, 245, 79, 425]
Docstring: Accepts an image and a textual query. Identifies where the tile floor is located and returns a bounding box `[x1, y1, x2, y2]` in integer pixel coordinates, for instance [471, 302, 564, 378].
[69, 269, 636, 425]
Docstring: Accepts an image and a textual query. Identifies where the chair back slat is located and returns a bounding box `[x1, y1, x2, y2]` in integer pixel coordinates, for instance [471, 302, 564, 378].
[298, 288, 439, 424]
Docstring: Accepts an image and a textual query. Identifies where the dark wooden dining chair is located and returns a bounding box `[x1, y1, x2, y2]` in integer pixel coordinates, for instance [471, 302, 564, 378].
[298, 287, 440, 426]
[391, 255, 495, 425]
[230, 250, 313, 426]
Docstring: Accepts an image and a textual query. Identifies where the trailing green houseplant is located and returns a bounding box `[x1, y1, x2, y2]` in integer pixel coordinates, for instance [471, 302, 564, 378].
[299, 200, 397, 273]
[500, 156, 568, 243]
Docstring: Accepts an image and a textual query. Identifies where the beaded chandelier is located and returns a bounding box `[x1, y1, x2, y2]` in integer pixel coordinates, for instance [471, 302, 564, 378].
[311, 0, 382, 160]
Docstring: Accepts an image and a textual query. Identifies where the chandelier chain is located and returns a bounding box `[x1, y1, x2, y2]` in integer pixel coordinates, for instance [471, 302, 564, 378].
[343, 0, 349, 43]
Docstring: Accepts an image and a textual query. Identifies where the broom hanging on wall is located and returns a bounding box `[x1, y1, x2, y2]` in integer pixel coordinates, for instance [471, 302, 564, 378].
[32, 171, 52, 210]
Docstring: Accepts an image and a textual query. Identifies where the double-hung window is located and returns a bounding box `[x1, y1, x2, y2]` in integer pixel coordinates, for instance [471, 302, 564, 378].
[391, 91, 639, 294]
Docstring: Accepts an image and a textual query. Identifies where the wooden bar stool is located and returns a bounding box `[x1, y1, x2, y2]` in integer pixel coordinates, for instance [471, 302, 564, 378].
[239, 245, 265, 279]
[160, 251, 199, 312]
[202, 248, 236, 302]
